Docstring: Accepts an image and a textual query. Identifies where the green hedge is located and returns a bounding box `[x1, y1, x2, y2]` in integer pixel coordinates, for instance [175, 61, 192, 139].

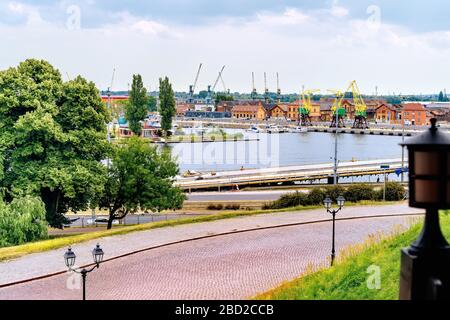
[263, 183, 405, 210]
[0, 197, 48, 248]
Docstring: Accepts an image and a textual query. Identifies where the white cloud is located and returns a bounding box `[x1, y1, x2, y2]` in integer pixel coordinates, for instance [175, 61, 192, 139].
[1, 4, 450, 95]
[255, 8, 310, 26]
[7, 1, 46, 27]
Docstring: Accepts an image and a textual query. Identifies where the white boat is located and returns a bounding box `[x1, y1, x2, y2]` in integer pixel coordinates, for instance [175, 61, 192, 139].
[267, 125, 280, 134]
[291, 126, 308, 133]
[248, 126, 260, 133]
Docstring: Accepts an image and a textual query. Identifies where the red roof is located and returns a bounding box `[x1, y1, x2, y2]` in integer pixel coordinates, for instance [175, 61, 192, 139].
[232, 104, 259, 112]
[402, 103, 425, 111]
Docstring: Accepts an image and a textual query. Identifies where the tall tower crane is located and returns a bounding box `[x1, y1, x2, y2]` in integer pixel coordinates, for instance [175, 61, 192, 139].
[209, 65, 226, 105]
[299, 89, 320, 126]
[188, 63, 202, 104]
[276, 73, 281, 102]
[220, 73, 229, 94]
[343, 80, 368, 129]
[264, 72, 269, 103]
[327, 89, 346, 128]
[251, 72, 257, 100]
[211, 65, 226, 93]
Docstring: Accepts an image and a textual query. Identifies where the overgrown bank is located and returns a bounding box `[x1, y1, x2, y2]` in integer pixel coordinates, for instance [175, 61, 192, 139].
[256, 213, 450, 300]
[263, 182, 405, 210]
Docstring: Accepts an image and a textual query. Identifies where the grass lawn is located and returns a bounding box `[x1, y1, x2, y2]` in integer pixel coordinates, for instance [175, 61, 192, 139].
[0, 200, 403, 262]
[255, 212, 450, 300]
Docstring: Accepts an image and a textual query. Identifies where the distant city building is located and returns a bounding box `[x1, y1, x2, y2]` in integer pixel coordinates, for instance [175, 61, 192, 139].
[184, 111, 231, 118]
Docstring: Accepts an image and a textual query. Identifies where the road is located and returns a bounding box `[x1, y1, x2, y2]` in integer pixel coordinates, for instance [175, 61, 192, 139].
[0, 204, 423, 300]
[186, 190, 299, 202]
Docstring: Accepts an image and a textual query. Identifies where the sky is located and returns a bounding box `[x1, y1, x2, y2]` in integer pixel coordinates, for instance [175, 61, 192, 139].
[1, 0, 450, 94]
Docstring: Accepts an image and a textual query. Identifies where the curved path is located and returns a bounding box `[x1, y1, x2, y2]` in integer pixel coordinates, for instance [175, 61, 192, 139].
[0, 204, 423, 300]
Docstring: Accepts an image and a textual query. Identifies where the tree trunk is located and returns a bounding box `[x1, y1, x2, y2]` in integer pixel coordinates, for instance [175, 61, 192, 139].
[107, 214, 114, 230]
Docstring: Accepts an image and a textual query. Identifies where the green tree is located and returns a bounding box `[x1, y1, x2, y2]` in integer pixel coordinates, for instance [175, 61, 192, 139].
[159, 77, 176, 135]
[0, 196, 48, 247]
[99, 137, 185, 229]
[0, 59, 110, 228]
[147, 95, 157, 112]
[215, 94, 234, 104]
[438, 91, 444, 102]
[125, 74, 148, 135]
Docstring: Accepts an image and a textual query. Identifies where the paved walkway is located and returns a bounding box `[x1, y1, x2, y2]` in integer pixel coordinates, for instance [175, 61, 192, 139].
[0, 204, 423, 299]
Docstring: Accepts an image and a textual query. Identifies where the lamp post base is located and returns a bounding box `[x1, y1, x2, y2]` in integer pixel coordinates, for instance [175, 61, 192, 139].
[399, 247, 450, 300]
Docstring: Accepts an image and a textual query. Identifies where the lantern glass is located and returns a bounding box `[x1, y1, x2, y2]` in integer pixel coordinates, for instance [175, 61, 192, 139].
[92, 244, 104, 264]
[337, 196, 345, 208]
[414, 179, 440, 204]
[414, 151, 440, 175]
[64, 247, 76, 268]
[323, 197, 332, 210]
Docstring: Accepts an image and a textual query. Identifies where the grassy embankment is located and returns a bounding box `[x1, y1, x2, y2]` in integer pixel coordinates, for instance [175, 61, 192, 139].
[0, 200, 401, 262]
[256, 213, 450, 300]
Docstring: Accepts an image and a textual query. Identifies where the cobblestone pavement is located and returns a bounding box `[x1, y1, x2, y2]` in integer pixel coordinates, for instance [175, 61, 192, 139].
[0, 214, 419, 300]
[0, 203, 421, 286]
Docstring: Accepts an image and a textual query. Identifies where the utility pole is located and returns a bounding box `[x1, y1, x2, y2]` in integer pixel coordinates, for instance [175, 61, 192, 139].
[333, 107, 338, 185]
[401, 114, 405, 183]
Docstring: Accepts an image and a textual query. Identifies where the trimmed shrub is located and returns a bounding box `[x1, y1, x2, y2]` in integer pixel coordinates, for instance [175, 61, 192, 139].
[207, 204, 223, 210]
[0, 196, 48, 247]
[322, 185, 345, 202]
[375, 182, 405, 201]
[344, 184, 376, 202]
[267, 192, 308, 209]
[263, 183, 404, 210]
[224, 204, 240, 210]
[306, 187, 327, 206]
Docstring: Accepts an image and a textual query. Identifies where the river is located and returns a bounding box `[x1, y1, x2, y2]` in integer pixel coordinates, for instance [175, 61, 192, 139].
[165, 129, 405, 179]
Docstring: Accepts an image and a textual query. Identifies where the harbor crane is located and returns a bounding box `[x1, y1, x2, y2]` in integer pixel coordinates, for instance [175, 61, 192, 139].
[188, 63, 202, 104]
[276, 73, 281, 102]
[211, 65, 226, 93]
[343, 80, 369, 129]
[208, 65, 226, 105]
[299, 89, 320, 126]
[328, 89, 346, 128]
[251, 72, 257, 100]
[264, 72, 269, 103]
[220, 73, 229, 94]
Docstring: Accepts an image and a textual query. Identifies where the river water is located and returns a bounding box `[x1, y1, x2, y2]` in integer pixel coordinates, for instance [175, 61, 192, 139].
[166, 129, 405, 179]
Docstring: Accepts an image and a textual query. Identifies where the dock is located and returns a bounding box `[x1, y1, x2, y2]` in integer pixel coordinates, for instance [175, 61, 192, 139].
[176, 158, 405, 191]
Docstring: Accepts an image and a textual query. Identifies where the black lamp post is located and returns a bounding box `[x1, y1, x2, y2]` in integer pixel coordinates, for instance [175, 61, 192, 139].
[323, 195, 345, 266]
[399, 118, 450, 300]
[64, 244, 104, 300]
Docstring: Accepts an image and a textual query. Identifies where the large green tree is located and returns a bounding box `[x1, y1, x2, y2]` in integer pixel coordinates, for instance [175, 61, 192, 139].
[159, 77, 176, 135]
[125, 74, 148, 135]
[0, 59, 110, 228]
[99, 137, 185, 229]
[147, 95, 157, 112]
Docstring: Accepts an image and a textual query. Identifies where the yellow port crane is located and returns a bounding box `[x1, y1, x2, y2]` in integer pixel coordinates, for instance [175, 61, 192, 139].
[327, 89, 346, 128]
[299, 89, 320, 126]
[342, 80, 369, 129]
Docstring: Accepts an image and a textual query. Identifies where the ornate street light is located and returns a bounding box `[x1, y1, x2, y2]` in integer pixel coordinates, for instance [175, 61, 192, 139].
[323, 196, 345, 266]
[399, 118, 450, 300]
[64, 244, 105, 300]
